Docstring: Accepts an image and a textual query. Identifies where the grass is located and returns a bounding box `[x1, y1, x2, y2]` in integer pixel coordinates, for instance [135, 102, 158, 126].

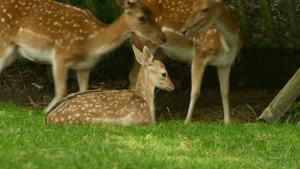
[0, 103, 300, 169]
[286, 102, 300, 124]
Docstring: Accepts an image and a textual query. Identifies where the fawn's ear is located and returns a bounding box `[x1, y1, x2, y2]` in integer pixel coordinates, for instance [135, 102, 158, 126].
[116, 0, 139, 9]
[132, 45, 153, 66]
[132, 45, 145, 65]
[142, 46, 154, 65]
[128, 0, 138, 3]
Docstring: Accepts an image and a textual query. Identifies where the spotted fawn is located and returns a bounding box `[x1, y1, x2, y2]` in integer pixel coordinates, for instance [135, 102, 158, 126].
[46, 45, 174, 125]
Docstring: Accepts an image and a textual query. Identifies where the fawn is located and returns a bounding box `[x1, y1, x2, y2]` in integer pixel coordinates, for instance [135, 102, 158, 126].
[46, 45, 174, 125]
[0, 0, 166, 112]
[129, 0, 243, 124]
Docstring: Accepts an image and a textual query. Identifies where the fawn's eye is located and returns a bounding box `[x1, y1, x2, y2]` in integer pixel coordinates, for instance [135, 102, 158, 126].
[201, 7, 209, 13]
[161, 72, 167, 77]
[138, 17, 146, 22]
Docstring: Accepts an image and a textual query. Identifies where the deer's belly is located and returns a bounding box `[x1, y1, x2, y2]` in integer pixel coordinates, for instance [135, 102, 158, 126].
[18, 45, 54, 64]
[207, 47, 238, 66]
[162, 46, 194, 64]
[92, 114, 135, 125]
[68, 57, 101, 70]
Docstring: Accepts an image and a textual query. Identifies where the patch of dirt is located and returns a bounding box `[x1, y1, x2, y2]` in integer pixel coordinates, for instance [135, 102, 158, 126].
[155, 88, 277, 123]
[0, 60, 279, 123]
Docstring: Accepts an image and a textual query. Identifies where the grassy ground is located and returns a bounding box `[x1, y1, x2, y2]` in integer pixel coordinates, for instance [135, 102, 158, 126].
[0, 103, 299, 169]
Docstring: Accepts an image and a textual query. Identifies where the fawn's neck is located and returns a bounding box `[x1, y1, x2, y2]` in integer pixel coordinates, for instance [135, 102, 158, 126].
[88, 14, 132, 55]
[213, 6, 239, 52]
[135, 66, 155, 119]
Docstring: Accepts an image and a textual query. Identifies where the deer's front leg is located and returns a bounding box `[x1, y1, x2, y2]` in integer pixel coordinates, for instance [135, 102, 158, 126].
[44, 60, 68, 112]
[217, 64, 231, 124]
[77, 69, 90, 92]
[185, 56, 207, 123]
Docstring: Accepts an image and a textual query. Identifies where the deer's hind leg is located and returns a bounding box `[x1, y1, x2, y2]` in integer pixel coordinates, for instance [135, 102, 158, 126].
[0, 45, 18, 74]
[217, 64, 231, 124]
[77, 69, 90, 92]
[44, 56, 69, 112]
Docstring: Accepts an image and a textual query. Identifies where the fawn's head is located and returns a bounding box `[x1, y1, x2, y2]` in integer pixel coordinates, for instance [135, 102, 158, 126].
[181, 0, 223, 36]
[117, 0, 166, 44]
[132, 45, 174, 91]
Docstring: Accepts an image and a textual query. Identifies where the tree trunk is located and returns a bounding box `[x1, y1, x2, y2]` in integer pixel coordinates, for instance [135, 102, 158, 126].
[258, 68, 300, 123]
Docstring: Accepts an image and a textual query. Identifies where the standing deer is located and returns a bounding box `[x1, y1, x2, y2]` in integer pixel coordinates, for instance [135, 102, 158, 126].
[129, 0, 243, 124]
[46, 45, 174, 125]
[0, 0, 166, 112]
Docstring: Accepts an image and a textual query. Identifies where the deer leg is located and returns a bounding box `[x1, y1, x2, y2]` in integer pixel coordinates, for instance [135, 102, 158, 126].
[185, 57, 206, 123]
[217, 64, 231, 124]
[44, 61, 68, 112]
[0, 46, 18, 73]
[77, 69, 90, 92]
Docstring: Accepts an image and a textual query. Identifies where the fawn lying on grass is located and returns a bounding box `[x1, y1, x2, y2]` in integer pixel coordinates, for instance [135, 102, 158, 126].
[45, 45, 174, 125]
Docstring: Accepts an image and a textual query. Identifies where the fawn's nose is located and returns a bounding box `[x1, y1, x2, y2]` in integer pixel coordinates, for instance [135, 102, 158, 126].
[160, 34, 167, 43]
[181, 29, 189, 36]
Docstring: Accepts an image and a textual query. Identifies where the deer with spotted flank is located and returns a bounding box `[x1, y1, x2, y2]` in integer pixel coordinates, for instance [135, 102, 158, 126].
[129, 0, 243, 124]
[46, 45, 174, 125]
[0, 0, 166, 112]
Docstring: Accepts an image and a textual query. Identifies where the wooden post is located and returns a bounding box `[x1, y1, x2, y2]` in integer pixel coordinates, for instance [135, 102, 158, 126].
[258, 68, 300, 123]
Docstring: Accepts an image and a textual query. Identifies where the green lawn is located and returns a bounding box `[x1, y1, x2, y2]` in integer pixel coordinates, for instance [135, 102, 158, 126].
[0, 102, 299, 169]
